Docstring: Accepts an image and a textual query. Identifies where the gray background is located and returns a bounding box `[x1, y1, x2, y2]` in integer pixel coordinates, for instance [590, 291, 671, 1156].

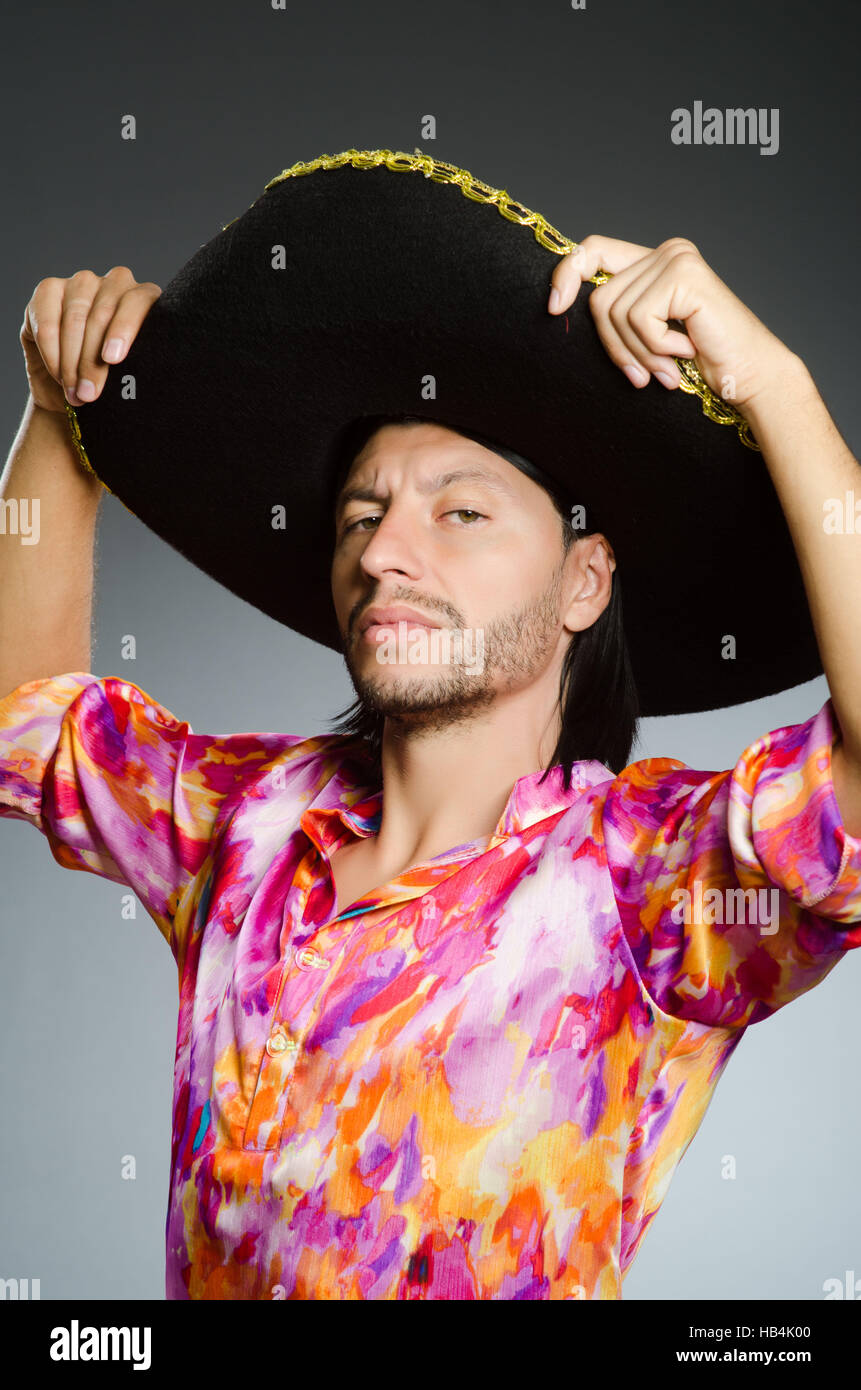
[1, 0, 859, 1300]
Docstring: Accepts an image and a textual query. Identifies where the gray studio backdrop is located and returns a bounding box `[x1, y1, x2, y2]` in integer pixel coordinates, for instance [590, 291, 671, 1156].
[1, 0, 858, 1299]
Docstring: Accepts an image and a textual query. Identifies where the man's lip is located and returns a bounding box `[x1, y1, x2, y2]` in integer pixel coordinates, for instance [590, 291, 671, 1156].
[359, 622, 441, 646]
[361, 620, 438, 638]
[358, 608, 442, 634]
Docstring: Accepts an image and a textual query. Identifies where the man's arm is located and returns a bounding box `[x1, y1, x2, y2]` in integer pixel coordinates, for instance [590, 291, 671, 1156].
[0, 394, 103, 699]
[1, 264, 162, 700]
[734, 354, 861, 835]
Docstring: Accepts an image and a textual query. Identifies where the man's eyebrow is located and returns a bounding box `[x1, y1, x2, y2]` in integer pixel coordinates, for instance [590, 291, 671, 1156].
[335, 466, 519, 517]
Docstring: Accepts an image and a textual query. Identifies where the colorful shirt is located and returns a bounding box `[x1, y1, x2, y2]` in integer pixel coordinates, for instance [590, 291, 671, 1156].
[1, 672, 860, 1300]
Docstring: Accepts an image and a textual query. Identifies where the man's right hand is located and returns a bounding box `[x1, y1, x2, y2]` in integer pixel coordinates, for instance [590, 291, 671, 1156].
[20, 267, 162, 412]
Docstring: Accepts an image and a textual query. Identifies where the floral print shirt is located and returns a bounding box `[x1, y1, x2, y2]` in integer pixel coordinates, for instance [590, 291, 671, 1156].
[1, 672, 859, 1299]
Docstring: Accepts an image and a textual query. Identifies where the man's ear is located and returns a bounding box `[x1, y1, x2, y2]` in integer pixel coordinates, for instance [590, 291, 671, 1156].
[562, 534, 615, 634]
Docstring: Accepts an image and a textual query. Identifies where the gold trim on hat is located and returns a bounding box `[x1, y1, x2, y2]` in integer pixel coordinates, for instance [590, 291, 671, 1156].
[249, 146, 760, 452]
[63, 400, 139, 515]
[63, 400, 108, 487]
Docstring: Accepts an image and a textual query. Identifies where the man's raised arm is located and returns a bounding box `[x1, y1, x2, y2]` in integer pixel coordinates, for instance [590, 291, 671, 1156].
[0, 266, 161, 699]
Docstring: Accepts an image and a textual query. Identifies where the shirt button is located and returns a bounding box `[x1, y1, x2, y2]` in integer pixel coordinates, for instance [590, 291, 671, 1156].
[266, 1025, 299, 1058]
[294, 946, 330, 971]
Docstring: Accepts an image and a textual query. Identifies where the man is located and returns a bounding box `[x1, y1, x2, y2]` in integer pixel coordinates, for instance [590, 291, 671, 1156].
[2, 148, 859, 1299]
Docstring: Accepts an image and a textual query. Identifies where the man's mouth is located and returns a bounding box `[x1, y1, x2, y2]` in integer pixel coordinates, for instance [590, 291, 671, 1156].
[358, 605, 442, 639]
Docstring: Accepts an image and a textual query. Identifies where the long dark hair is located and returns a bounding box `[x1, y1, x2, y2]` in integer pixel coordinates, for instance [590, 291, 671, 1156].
[327, 415, 640, 784]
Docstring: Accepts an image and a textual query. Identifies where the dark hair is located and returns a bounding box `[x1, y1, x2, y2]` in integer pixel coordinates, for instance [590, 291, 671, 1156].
[328, 415, 640, 783]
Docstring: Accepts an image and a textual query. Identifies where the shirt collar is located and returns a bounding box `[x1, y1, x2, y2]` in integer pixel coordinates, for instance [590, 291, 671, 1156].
[300, 742, 612, 855]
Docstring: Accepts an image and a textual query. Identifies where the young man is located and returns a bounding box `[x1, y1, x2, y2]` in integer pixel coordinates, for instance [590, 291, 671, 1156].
[2, 148, 859, 1299]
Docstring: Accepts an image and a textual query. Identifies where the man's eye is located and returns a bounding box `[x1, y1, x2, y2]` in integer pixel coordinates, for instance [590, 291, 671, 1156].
[342, 508, 486, 535]
[343, 514, 381, 534]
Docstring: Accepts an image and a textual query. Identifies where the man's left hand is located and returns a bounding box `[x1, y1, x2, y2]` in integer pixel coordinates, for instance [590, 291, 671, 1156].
[547, 234, 796, 414]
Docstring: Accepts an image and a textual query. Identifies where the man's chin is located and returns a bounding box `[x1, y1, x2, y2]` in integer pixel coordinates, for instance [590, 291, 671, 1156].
[352, 672, 456, 710]
[348, 668, 494, 719]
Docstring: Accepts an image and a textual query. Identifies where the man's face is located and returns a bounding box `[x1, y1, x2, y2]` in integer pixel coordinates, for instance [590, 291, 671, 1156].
[330, 421, 593, 733]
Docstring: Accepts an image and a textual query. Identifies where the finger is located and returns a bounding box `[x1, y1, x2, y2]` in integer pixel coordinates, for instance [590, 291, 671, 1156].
[22, 277, 66, 383]
[588, 292, 655, 387]
[100, 277, 161, 361]
[591, 297, 682, 388]
[548, 234, 658, 313]
[626, 284, 698, 378]
[604, 311, 683, 387]
[70, 267, 140, 401]
[58, 271, 101, 404]
[591, 273, 698, 387]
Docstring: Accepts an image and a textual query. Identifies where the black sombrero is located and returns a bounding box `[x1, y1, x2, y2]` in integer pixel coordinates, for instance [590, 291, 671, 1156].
[64, 146, 821, 717]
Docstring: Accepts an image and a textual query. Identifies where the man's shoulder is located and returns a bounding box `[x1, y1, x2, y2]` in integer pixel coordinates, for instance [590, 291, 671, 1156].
[19, 674, 379, 813]
[219, 728, 378, 805]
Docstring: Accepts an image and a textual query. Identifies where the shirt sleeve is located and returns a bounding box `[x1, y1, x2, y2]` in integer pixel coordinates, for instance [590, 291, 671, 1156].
[0, 672, 235, 957]
[601, 697, 861, 1030]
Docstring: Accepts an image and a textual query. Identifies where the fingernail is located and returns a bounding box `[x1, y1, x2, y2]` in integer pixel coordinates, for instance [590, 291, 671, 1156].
[103, 337, 125, 363]
[65, 385, 81, 406]
[623, 364, 650, 387]
[548, 288, 561, 312]
[75, 379, 96, 401]
[655, 371, 676, 388]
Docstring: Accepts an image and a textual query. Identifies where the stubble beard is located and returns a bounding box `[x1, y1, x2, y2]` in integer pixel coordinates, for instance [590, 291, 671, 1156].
[342, 561, 567, 739]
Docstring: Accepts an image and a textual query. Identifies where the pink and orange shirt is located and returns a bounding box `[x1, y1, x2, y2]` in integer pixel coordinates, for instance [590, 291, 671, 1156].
[1, 672, 860, 1299]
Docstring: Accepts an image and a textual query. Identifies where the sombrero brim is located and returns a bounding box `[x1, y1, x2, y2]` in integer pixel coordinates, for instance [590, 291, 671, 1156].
[65, 147, 821, 718]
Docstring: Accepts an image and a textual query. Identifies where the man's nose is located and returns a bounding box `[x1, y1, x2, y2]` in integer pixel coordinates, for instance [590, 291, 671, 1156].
[358, 505, 426, 581]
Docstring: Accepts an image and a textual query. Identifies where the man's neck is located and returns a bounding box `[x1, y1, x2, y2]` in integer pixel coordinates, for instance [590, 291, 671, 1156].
[368, 686, 560, 874]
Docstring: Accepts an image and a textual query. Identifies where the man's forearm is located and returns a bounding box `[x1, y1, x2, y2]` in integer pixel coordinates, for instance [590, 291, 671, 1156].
[0, 395, 103, 699]
[739, 353, 861, 834]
